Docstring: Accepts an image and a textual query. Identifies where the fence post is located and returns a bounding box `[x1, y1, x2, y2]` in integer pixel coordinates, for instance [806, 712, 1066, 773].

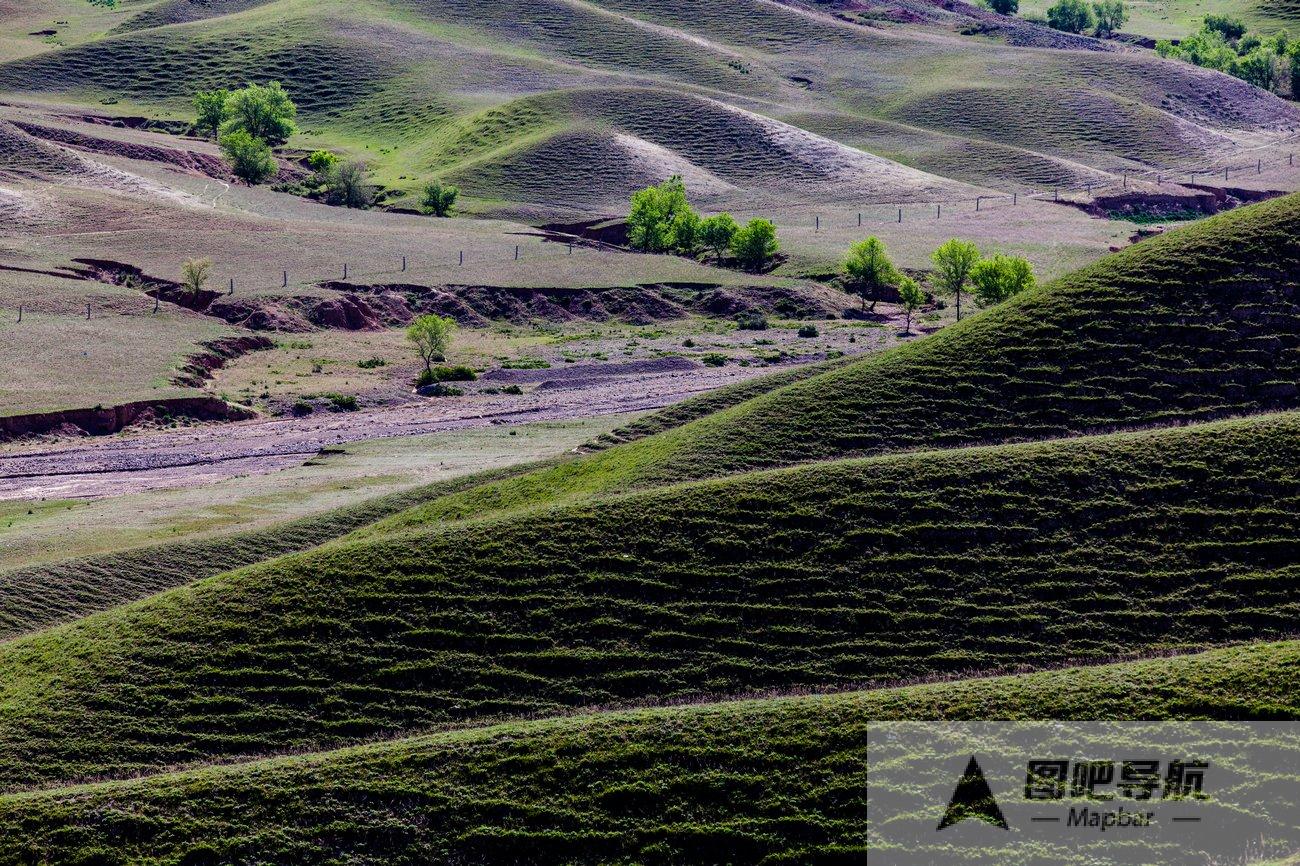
[1054, 187, 1059, 201]
[1157, 174, 1162, 185]
[343, 263, 348, 280]
[282, 270, 287, 288]
[568, 243, 573, 255]
[1258, 159, 1263, 174]
[1122, 171, 1127, 189]
[815, 215, 820, 233]
[857, 212, 862, 227]
[402, 256, 407, 272]
[86, 302, 91, 320]
[897, 208, 902, 224]
[153, 294, 159, 314]
[1291, 154, 1295, 167]
[976, 196, 982, 212]
[515, 245, 520, 261]
[1224, 166, 1229, 181]
[16, 305, 20, 323]
[936, 203, 941, 218]
[229, 278, 234, 296]
[1013, 192, 1018, 205]
[459, 251, 464, 266]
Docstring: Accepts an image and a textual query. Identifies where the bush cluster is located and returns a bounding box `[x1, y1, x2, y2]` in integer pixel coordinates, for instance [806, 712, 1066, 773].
[1158, 17, 1300, 97]
[627, 177, 779, 271]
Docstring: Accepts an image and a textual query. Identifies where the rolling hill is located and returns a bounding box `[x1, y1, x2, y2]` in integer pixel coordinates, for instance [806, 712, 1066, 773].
[0, 0, 1294, 213]
[0, 639, 1297, 864]
[371, 191, 1300, 534]
[0, 410, 1295, 791]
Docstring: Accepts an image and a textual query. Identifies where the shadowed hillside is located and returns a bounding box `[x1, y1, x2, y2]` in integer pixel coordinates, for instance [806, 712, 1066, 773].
[0, 640, 1297, 863]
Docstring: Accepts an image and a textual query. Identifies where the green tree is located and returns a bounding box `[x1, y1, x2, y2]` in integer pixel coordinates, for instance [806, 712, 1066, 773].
[306, 150, 338, 183]
[192, 89, 229, 139]
[628, 176, 694, 253]
[989, 0, 1018, 14]
[673, 208, 702, 255]
[897, 275, 925, 335]
[930, 238, 982, 322]
[1203, 13, 1247, 41]
[323, 159, 375, 209]
[407, 314, 457, 375]
[1046, 0, 1095, 33]
[970, 255, 1036, 307]
[731, 218, 779, 272]
[844, 236, 900, 312]
[180, 258, 212, 296]
[221, 81, 297, 146]
[420, 180, 459, 217]
[219, 130, 276, 185]
[1092, 0, 1127, 36]
[700, 213, 739, 264]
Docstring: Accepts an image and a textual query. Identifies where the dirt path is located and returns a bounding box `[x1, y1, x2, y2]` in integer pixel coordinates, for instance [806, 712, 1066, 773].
[0, 362, 798, 500]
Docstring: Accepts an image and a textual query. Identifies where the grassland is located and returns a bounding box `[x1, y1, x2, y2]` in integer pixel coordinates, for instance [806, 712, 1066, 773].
[0, 640, 1297, 864]
[0, 411, 1294, 790]
[0, 415, 628, 575]
[370, 192, 1300, 534]
[1019, 0, 1300, 40]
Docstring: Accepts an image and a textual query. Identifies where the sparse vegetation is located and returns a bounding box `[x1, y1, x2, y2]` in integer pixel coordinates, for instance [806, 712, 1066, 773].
[1046, 0, 1094, 33]
[415, 365, 477, 387]
[322, 159, 375, 209]
[897, 275, 925, 334]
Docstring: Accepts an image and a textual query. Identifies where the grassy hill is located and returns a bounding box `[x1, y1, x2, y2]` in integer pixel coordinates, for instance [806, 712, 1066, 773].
[0, 640, 1297, 864]
[0, 411, 1294, 790]
[1, 0, 1292, 212]
[371, 191, 1300, 534]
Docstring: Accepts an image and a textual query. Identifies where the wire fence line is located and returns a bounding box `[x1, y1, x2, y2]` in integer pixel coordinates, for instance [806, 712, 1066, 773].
[6, 134, 1300, 323]
[1, 239, 625, 322]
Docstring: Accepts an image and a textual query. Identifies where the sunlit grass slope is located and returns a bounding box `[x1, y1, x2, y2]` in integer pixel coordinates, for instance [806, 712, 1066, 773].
[0, 412, 1295, 790]
[375, 192, 1300, 533]
[0, 640, 1297, 864]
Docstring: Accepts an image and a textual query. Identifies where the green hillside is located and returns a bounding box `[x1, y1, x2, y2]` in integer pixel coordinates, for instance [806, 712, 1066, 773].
[1, 0, 1292, 211]
[0, 411, 1295, 790]
[375, 192, 1300, 534]
[0, 640, 1297, 864]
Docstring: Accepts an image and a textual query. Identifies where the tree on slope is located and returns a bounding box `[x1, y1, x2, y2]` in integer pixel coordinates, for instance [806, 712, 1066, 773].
[989, 0, 1018, 14]
[1092, 0, 1128, 36]
[930, 238, 981, 322]
[407, 314, 457, 375]
[844, 236, 900, 313]
[897, 275, 925, 335]
[219, 130, 276, 185]
[421, 180, 459, 217]
[700, 213, 739, 264]
[221, 81, 297, 146]
[731, 218, 779, 272]
[1046, 0, 1095, 33]
[192, 89, 229, 139]
[970, 255, 1036, 306]
[628, 176, 695, 253]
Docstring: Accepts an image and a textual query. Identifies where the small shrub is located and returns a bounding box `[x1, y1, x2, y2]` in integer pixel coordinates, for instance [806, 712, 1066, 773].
[415, 365, 477, 387]
[422, 383, 464, 397]
[701, 353, 727, 367]
[798, 324, 819, 338]
[421, 179, 459, 217]
[325, 393, 359, 412]
[736, 312, 769, 331]
[501, 384, 524, 395]
[501, 357, 550, 370]
[682, 338, 696, 348]
[357, 357, 386, 369]
[291, 401, 313, 417]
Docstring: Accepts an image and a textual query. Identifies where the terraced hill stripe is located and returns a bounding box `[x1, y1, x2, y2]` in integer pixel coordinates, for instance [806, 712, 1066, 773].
[0, 413, 1295, 790]
[375, 192, 1300, 534]
[1, 641, 1297, 864]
